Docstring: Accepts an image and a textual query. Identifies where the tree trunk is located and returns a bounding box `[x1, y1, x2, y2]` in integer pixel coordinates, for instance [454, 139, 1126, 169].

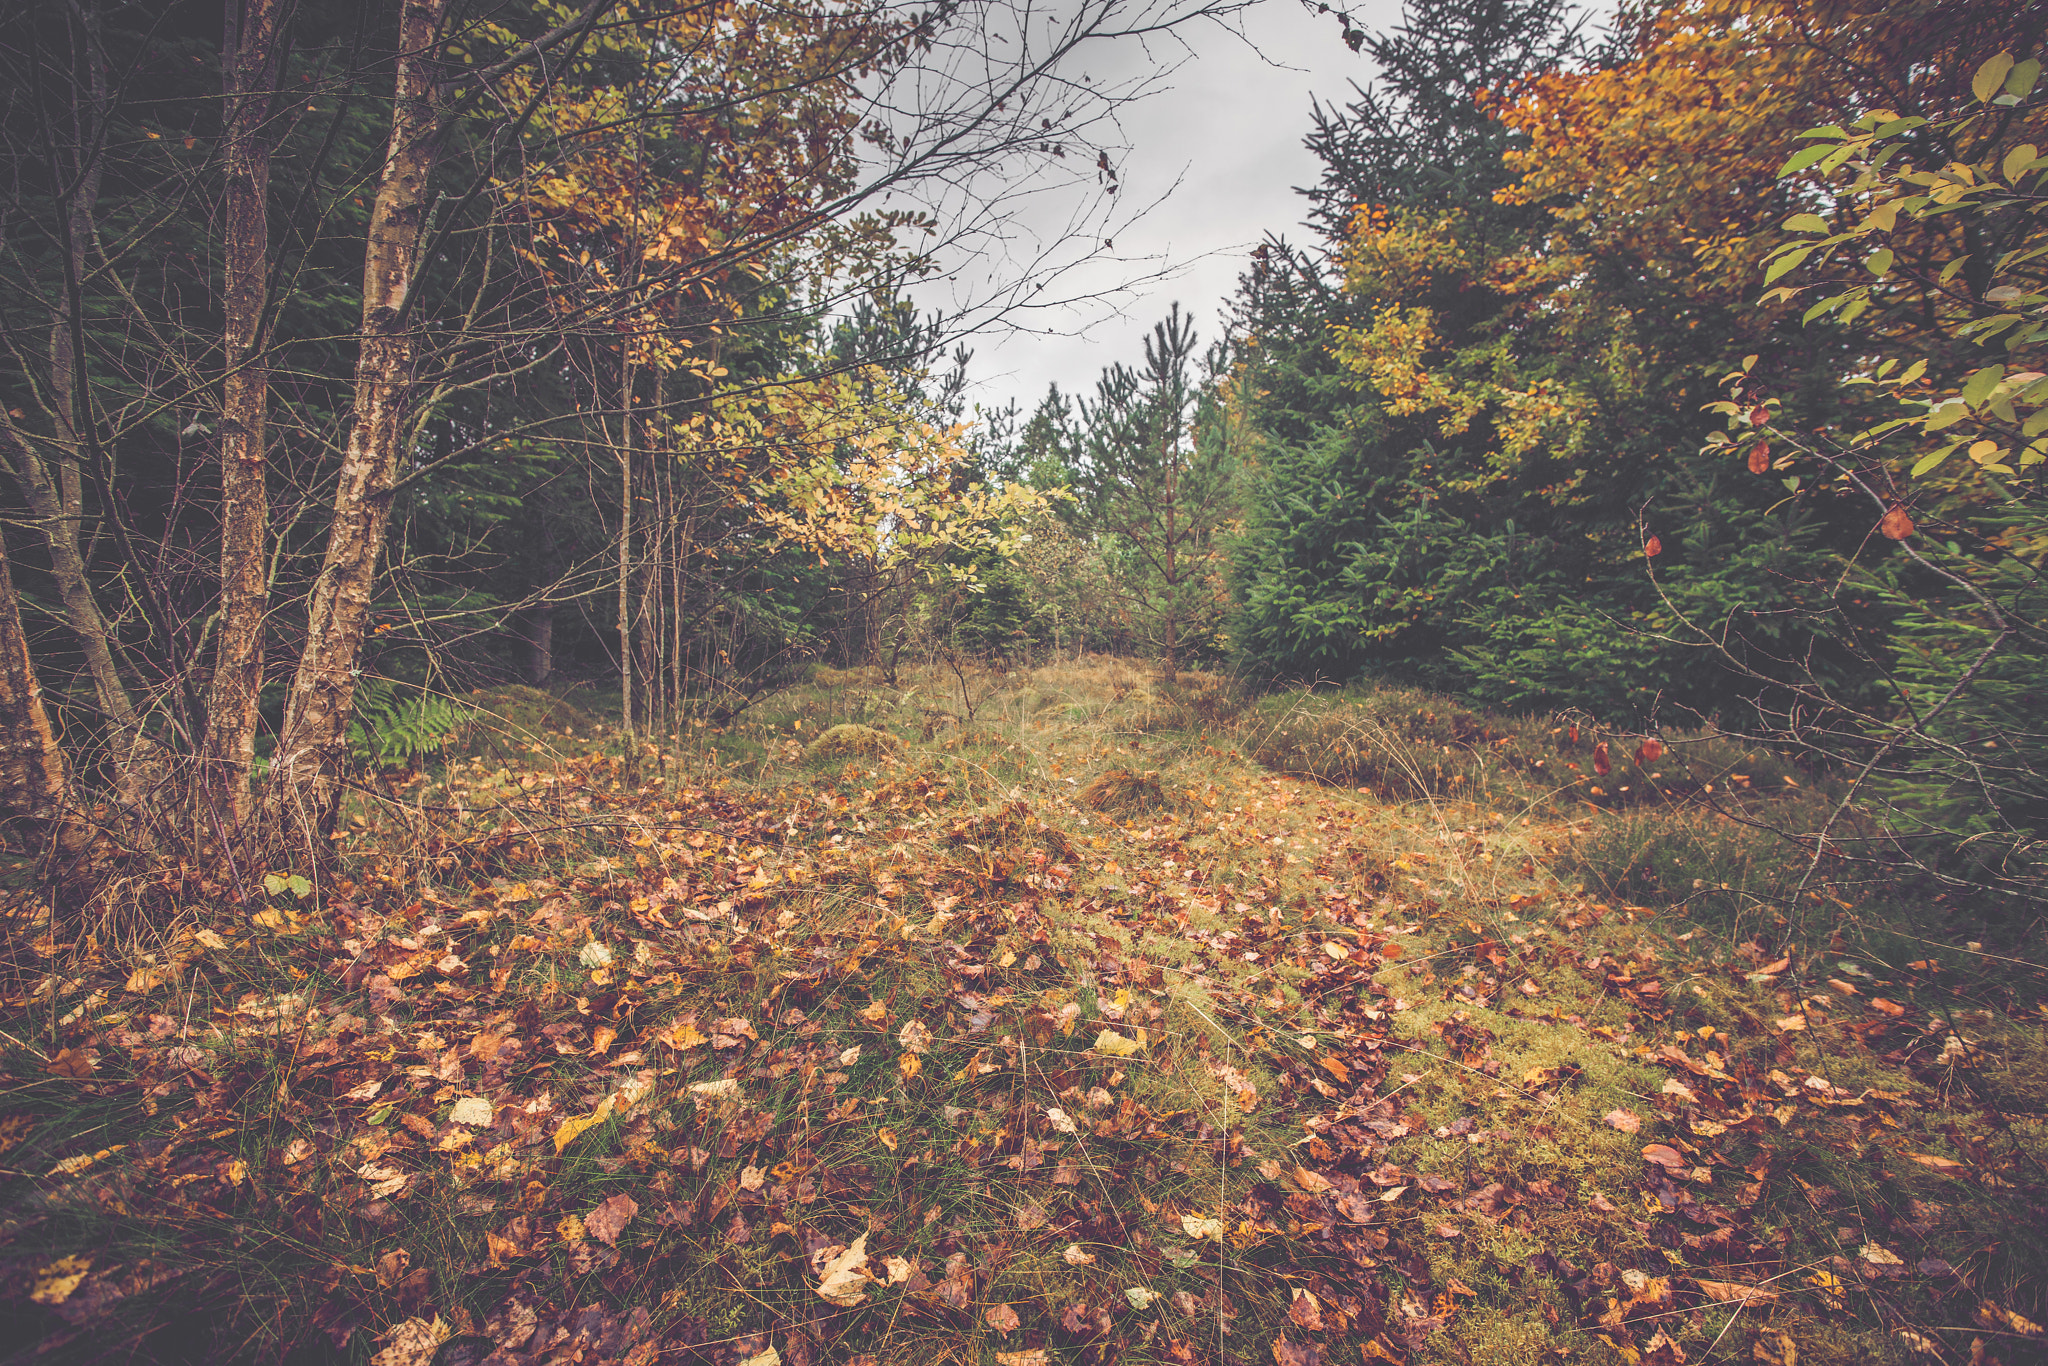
[0, 526, 115, 915]
[201, 0, 285, 834]
[0, 2, 156, 815]
[522, 604, 554, 686]
[616, 350, 636, 741]
[267, 0, 447, 847]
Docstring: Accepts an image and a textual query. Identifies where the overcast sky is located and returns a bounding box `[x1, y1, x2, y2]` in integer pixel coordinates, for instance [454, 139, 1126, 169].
[923, 0, 1408, 420]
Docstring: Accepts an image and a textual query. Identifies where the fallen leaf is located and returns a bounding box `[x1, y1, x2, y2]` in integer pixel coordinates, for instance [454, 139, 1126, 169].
[30, 1256, 90, 1305]
[1289, 1289, 1324, 1331]
[898, 1053, 922, 1081]
[838, 1045, 861, 1065]
[46, 1048, 93, 1079]
[552, 1095, 617, 1153]
[896, 1020, 932, 1053]
[1180, 1214, 1226, 1241]
[883, 1256, 915, 1283]
[1093, 1029, 1143, 1057]
[737, 1348, 781, 1366]
[1859, 1242, 1904, 1266]
[584, 1193, 637, 1246]
[1273, 1336, 1321, 1366]
[370, 1317, 451, 1366]
[688, 1079, 740, 1101]
[1641, 1144, 1688, 1171]
[740, 1165, 767, 1191]
[449, 1096, 493, 1127]
[1062, 1244, 1096, 1265]
[1604, 1109, 1641, 1134]
[985, 1302, 1021, 1333]
[816, 1233, 871, 1307]
[1905, 1152, 1967, 1174]
[994, 1353, 1048, 1366]
[1045, 1107, 1078, 1135]
[1696, 1279, 1778, 1305]
[1126, 1286, 1160, 1310]
[1976, 1300, 2046, 1336]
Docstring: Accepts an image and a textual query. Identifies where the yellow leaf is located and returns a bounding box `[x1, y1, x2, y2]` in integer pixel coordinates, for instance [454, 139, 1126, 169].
[552, 1095, 617, 1153]
[557, 1213, 586, 1245]
[1974, 51, 2016, 104]
[1093, 1029, 1143, 1057]
[30, 1256, 91, 1305]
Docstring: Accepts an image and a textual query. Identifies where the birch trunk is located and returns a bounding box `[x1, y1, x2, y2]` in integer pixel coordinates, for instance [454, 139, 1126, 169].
[201, 0, 284, 832]
[267, 0, 447, 845]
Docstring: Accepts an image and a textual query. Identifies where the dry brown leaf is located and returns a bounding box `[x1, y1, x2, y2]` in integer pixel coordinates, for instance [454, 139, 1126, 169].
[1640, 1144, 1688, 1171]
[1603, 1109, 1641, 1134]
[584, 1193, 637, 1247]
[984, 1302, 1021, 1333]
[1696, 1279, 1778, 1305]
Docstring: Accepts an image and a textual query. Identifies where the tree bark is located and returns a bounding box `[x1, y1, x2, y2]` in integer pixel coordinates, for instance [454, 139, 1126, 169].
[201, 0, 286, 833]
[0, 1, 155, 813]
[267, 0, 447, 845]
[0, 525, 114, 914]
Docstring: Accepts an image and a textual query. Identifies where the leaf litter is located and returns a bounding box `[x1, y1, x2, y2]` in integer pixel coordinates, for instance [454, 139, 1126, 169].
[0, 666, 2043, 1364]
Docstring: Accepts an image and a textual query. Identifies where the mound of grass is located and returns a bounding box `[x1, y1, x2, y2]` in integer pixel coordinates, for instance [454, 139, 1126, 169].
[1078, 768, 1167, 815]
[802, 723, 902, 760]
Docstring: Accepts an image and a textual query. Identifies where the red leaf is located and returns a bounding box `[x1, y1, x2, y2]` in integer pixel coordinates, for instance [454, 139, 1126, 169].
[1880, 505, 1915, 540]
[1593, 742, 1611, 776]
[1747, 441, 1770, 474]
[1643, 535, 1663, 557]
[1634, 737, 1663, 766]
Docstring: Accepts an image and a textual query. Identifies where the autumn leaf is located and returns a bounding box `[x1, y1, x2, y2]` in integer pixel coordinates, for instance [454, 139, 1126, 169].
[30, 1256, 91, 1305]
[449, 1096, 493, 1127]
[370, 1317, 451, 1366]
[1905, 1152, 1967, 1174]
[1603, 1109, 1641, 1134]
[552, 1095, 618, 1152]
[1640, 1143, 1687, 1171]
[984, 1302, 1021, 1333]
[815, 1234, 872, 1306]
[584, 1193, 637, 1246]
[1696, 1279, 1777, 1305]
[1093, 1028, 1143, 1057]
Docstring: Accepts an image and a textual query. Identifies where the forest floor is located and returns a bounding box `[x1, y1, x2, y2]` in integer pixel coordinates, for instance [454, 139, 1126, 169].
[3, 657, 2046, 1366]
